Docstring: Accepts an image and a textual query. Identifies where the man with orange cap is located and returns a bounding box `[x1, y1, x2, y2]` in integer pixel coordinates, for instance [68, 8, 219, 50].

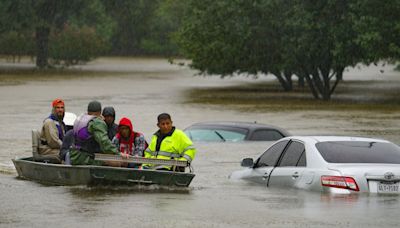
[38, 98, 66, 163]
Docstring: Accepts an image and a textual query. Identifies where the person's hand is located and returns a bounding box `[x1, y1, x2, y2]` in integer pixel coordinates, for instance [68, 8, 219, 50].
[120, 152, 129, 159]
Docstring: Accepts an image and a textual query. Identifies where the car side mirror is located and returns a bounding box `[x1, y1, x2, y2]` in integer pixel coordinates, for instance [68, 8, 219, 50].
[241, 158, 254, 167]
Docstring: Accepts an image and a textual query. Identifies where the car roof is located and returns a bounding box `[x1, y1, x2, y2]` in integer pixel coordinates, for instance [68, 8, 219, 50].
[186, 121, 290, 133]
[283, 136, 390, 143]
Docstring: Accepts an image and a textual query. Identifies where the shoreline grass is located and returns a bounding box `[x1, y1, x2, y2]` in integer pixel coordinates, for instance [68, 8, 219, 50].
[185, 80, 400, 112]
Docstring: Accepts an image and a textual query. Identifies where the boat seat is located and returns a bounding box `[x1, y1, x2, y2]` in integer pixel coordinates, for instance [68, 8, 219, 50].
[32, 130, 61, 164]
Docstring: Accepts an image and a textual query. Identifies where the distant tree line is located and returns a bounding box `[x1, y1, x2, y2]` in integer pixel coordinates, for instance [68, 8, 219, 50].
[0, 0, 182, 68]
[0, 0, 399, 100]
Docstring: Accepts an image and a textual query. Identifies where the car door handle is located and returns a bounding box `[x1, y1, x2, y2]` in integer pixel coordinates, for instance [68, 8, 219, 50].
[292, 172, 300, 179]
[262, 172, 269, 180]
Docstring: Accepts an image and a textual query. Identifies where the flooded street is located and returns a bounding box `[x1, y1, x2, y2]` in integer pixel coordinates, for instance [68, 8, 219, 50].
[0, 58, 399, 227]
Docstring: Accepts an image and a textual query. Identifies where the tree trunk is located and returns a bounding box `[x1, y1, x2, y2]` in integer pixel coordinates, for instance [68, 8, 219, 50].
[273, 71, 293, 91]
[308, 68, 344, 101]
[36, 26, 50, 69]
[310, 70, 330, 100]
[298, 75, 305, 88]
[329, 67, 344, 95]
[302, 72, 320, 99]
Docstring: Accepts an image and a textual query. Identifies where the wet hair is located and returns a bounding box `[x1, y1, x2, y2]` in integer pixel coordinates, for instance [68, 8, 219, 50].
[157, 113, 171, 122]
[88, 100, 101, 113]
[102, 106, 116, 117]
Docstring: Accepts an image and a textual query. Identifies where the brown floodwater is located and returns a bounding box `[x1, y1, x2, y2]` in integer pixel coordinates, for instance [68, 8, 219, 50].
[0, 58, 399, 227]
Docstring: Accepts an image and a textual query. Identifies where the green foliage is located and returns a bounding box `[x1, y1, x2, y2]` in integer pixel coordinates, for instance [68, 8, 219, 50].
[351, 0, 400, 62]
[1, 0, 187, 60]
[69, 0, 116, 42]
[49, 25, 107, 66]
[103, 0, 159, 55]
[0, 31, 35, 61]
[177, 0, 400, 100]
[0, 0, 114, 68]
[103, 0, 186, 56]
[139, 0, 187, 55]
[178, 0, 250, 74]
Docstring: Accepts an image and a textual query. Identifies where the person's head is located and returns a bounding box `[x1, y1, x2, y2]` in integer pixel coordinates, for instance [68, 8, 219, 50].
[87, 100, 102, 117]
[118, 117, 133, 138]
[157, 113, 173, 134]
[63, 112, 77, 131]
[52, 98, 65, 120]
[102, 106, 116, 126]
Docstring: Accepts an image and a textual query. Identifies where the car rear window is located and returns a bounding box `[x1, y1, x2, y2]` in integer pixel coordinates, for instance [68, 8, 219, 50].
[251, 129, 284, 141]
[316, 141, 400, 163]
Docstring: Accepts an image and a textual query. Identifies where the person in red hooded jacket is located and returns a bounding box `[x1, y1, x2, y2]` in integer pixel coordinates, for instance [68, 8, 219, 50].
[112, 117, 148, 161]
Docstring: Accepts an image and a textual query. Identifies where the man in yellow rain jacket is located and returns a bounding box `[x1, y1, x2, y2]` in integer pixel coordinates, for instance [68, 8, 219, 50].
[144, 113, 196, 171]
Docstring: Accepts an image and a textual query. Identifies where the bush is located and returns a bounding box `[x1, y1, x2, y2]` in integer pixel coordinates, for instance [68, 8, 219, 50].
[49, 25, 108, 66]
[0, 31, 35, 62]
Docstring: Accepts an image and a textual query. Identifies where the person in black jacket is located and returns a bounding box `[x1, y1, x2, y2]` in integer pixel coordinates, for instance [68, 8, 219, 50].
[102, 106, 118, 140]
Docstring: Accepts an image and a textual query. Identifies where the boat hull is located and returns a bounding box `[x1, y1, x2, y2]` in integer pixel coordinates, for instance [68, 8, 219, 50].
[12, 157, 195, 187]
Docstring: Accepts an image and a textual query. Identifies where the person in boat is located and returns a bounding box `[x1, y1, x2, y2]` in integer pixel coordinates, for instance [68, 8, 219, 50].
[143, 113, 196, 171]
[59, 112, 77, 165]
[102, 106, 118, 140]
[69, 100, 120, 166]
[112, 117, 148, 167]
[38, 98, 66, 163]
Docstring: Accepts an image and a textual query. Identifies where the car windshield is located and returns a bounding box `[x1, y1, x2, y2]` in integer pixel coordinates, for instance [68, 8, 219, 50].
[185, 128, 247, 142]
[316, 141, 400, 164]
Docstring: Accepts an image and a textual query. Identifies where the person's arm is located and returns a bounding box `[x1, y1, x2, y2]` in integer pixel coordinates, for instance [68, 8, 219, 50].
[134, 133, 146, 157]
[144, 135, 156, 158]
[89, 118, 118, 154]
[60, 130, 74, 160]
[111, 136, 119, 148]
[42, 119, 62, 148]
[177, 130, 196, 163]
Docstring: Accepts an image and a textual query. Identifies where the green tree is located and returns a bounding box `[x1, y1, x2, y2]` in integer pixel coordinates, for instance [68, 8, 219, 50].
[352, 0, 400, 62]
[140, 0, 187, 55]
[284, 0, 359, 99]
[0, 0, 113, 68]
[103, 0, 186, 56]
[49, 25, 106, 66]
[0, 31, 35, 62]
[177, 0, 400, 100]
[103, 0, 159, 55]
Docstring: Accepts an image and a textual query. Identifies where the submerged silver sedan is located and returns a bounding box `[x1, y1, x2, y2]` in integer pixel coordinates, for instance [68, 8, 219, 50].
[230, 136, 400, 194]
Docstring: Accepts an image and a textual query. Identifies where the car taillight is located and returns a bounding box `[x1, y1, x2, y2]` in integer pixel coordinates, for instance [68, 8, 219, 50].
[321, 176, 359, 192]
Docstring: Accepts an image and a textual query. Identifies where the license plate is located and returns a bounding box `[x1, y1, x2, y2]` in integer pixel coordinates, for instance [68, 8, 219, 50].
[378, 182, 400, 193]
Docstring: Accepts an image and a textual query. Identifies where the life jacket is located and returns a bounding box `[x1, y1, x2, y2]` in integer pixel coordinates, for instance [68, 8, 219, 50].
[144, 127, 195, 170]
[73, 114, 99, 154]
[47, 114, 66, 140]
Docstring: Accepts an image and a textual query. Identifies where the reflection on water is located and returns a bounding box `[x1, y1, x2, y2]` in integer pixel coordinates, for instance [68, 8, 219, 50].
[0, 58, 399, 227]
[67, 185, 192, 198]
